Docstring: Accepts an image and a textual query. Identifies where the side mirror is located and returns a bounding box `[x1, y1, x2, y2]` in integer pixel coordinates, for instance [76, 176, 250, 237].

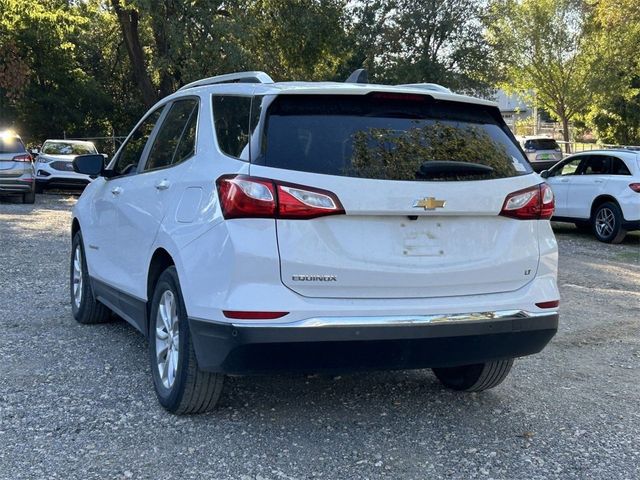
[73, 154, 105, 176]
[540, 170, 550, 179]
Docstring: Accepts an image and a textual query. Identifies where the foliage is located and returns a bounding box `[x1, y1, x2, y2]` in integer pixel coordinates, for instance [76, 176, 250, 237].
[349, 123, 515, 181]
[581, 0, 640, 145]
[486, 0, 592, 145]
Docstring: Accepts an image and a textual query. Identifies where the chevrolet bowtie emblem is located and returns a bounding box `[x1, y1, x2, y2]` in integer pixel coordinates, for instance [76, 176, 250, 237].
[413, 197, 446, 211]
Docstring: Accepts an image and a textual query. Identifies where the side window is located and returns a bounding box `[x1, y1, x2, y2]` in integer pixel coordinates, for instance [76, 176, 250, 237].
[212, 95, 252, 159]
[610, 157, 631, 175]
[112, 107, 163, 177]
[554, 157, 582, 176]
[582, 155, 611, 175]
[144, 99, 199, 172]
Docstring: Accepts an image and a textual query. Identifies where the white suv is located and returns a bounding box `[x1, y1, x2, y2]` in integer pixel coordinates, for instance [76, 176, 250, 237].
[71, 71, 560, 414]
[542, 150, 640, 243]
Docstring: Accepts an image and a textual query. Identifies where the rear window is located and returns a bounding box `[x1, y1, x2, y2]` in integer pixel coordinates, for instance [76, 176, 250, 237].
[41, 141, 96, 155]
[524, 138, 559, 151]
[0, 136, 26, 154]
[256, 94, 531, 181]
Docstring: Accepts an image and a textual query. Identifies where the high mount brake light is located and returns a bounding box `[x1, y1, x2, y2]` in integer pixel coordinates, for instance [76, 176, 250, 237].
[369, 92, 429, 102]
[500, 183, 554, 220]
[216, 175, 345, 220]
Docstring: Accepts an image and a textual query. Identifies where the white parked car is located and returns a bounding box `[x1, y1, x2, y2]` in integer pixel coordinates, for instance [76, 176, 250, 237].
[519, 136, 563, 172]
[35, 140, 99, 192]
[542, 150, 640, 243]
[71, 71, 559, 414]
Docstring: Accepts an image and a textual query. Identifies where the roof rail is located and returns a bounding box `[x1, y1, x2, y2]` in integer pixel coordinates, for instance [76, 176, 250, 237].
[401, 83, 452, 94]
[178, 71, 274, 91]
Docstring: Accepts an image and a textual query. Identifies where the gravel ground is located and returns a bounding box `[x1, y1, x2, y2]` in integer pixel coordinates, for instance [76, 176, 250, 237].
[1, 193, 639, 480]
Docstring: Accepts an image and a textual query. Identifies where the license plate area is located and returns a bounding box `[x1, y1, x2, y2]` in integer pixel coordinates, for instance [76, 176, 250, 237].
[402, 221, 444, 257]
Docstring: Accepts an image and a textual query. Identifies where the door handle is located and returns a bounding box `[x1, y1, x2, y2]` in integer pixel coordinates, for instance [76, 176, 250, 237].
[560, 179, 569, 183]
[111, 186, 123, 195]
[594, 180, 603, 183]
[155, 179, 170, 191]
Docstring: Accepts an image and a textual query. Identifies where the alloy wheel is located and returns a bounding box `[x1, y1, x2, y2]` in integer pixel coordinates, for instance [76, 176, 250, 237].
[72, 245, 83, 308]
[595, 207, 615, 238]
[155, 290, 180, 389]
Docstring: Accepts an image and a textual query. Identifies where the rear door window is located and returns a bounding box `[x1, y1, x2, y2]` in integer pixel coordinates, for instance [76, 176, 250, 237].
[582, 155, 611, 175]
[610, 157, 631, 175]
[144, 99, 199, 171]
[0, 137, 26, 154]
[255, 94, 531, 181]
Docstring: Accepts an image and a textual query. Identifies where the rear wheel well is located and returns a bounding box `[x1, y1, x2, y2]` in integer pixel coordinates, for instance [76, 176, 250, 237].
[147, 249, 175, 334]
[591, 196, 619, 219]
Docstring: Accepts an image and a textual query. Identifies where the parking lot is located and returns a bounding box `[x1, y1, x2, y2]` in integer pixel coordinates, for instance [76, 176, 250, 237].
[0, 193, 638, 480]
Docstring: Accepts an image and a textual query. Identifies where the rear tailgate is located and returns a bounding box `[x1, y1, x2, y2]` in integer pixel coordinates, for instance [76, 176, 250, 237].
[251, 166, 541, 298]
[247, 92, 544, 299]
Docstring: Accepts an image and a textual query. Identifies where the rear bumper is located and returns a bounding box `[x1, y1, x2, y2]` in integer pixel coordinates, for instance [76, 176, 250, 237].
[529, 160, 559, 172]
[0, 177, 34, 194]
[189, 310, 559, 374]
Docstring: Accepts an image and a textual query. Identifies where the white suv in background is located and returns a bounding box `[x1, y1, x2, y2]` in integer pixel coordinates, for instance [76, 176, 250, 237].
[71, 71, 559, 414]
[35, 139, 99, 192]
[542, 150, 640, 243]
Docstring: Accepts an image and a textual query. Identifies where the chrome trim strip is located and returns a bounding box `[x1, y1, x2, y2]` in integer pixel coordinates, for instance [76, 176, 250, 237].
[227, 310, 557, 328]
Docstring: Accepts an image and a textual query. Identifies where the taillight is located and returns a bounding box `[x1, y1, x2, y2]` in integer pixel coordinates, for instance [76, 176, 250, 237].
[629, 183, 640, 193]
[216, 175, 345, 220]
[12, 153, 32, 162]
[500, 183, 554, 220]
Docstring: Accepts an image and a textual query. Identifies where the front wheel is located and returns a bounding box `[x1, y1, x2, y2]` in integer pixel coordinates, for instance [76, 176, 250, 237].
[432, 359, 514, 392]
[593, 202, 626, 244]
[149, 267, 224, 414]
[71, 232, 112, 324]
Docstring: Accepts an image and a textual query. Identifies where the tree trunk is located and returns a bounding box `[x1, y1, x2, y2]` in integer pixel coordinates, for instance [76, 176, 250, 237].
[561, 117, 571, 153]
[111, 0, 157, 108]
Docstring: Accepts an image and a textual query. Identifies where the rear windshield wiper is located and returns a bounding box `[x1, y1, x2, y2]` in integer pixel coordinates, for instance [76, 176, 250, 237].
[416, 161, 494, 179]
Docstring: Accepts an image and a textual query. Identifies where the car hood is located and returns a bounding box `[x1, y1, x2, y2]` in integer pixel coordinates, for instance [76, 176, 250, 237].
[38, 154, 76, 162]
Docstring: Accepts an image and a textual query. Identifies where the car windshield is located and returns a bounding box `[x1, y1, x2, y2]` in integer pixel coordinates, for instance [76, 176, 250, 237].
[256, 94, 531, 181]
[0, 136, 26, 154]
[524, 139, 559, 150]
[42, 142, 97, 155]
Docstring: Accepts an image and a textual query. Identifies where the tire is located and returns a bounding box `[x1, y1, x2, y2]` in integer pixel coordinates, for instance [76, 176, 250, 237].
[592, 202, 626, 244]
[432, 359, 514, 392]
[149, 266, 224, 414]
[71, 231, 112, 324]
[23, 188, 35, 204]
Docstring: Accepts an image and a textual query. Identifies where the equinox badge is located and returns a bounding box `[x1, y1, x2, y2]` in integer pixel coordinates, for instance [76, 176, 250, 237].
[413, 197, 446, 211]
[292, 275, 337, 282]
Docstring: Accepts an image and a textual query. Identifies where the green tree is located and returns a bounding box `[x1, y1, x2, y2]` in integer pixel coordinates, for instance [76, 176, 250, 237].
[486, 0, 592, 150]
[582, 0, 640, 145]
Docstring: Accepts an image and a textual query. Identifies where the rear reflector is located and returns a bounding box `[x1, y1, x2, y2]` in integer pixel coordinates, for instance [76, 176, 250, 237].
[629, 183, 640, 193]
[535, 300, 559, 309]
[222, 310, 289, 320]
[12, 154, 32, 162]
[216, 175, 345, 220]
[500, 183, 554, 220]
